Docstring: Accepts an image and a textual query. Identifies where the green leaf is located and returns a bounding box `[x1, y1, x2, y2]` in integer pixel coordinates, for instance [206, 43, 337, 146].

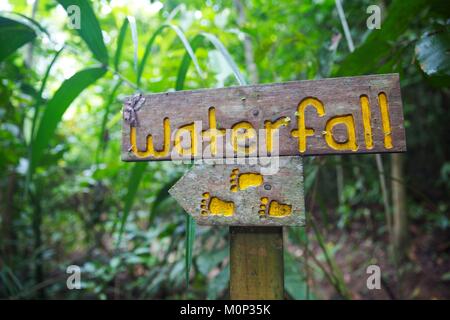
[116, 162, 147, 247]
[199, 32, 246, 85]
[197, 247, 228, 276]
[176, 33, 247, 90]
[175, 34, 203, 91]
[137, 24, 203, 87]
[415, 29, 450, 77]
[30, 67, 106, 172]
[285, 251, 310, 300]
[149, 174, 183, 225]
[174, 58, 198, 288]
[0, 17, 36, 62]
[335, 0, 429, 76]
[30, 47, 65, 141]
[441, 272, 450, 281]
[207, 266, 229, 299]
[310, 218, 351, 299]
[26, 47, 65, 195]
[114, 18, 129, 72]
[57, 0, 109, 65]
[127, 16, 139, 74]
[0, 12, 50, 38]
[185, 214, 196, 287]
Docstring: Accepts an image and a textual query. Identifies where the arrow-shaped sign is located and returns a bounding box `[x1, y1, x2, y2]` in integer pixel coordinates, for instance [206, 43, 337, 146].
[169, 157, 305, 226]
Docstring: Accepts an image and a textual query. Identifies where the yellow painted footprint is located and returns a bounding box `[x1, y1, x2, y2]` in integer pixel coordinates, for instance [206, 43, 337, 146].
[258, 197, 292, 217]
[201, 192, 234, 216]
[230, 168, 264, 192]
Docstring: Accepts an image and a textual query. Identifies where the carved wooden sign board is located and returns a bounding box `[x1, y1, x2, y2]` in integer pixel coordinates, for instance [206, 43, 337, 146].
[168, 157, 305, 226]
[121, 73, 406, 227]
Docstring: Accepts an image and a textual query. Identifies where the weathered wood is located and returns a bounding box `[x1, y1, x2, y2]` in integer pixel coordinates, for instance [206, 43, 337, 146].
[168, 157, 305, 226]
[230, 226, 284, 299]
[122, 73, 406, 161]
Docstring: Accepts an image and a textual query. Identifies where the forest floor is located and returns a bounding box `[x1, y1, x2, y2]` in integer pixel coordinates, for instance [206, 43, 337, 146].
[304, 217, 450, 300]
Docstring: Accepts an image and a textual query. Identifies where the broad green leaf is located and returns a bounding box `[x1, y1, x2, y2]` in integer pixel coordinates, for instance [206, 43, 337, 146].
[114, 18, 129, 71]
[0, 12, 50, 38]
[335, 0, 429, 76]
[57, 0, 109, 65]
[30, 67, 106, 172]
[415, 29, 450, 77]
[0, 17, 36, 62]
[116, 162, 147, 247]
[137, 24, 203, 87]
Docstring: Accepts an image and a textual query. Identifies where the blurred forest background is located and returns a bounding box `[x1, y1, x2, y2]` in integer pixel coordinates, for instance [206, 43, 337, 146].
[0, 0, 449, 299]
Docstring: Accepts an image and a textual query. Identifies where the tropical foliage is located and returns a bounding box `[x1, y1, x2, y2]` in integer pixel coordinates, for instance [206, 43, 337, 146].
[0, 0, 448, 299]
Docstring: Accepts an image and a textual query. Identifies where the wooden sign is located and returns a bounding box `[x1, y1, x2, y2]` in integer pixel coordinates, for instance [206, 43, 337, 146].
[122, 73, 406, 162]
[168, 157, 305, 226]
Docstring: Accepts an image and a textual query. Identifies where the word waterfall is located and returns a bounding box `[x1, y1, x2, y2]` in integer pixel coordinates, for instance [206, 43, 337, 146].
[122, 74, 406, 161]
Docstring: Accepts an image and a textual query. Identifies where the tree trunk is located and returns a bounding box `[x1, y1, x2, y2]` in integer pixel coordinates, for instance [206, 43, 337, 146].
[31, 192, 45, 298]
[233, 0, 259, 84]
[391, 153, 408, 256]
[1, 173, 17, 267]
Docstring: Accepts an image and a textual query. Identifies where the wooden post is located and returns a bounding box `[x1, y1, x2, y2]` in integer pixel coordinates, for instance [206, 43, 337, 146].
[230, 226, 284, 299]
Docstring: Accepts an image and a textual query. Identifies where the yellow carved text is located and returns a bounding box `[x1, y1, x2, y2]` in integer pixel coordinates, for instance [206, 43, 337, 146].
[378, 92, 393, 149]
[231, 121, 257, 154]
[129, 118, 171, 158]
[202, 107, 226, 156]
[174, 123, 198, 157]
[265, 117, 290, 154]
[324, 115, 358, 151]
[360, 95, 373, 150]
[291, 97, 325, 153]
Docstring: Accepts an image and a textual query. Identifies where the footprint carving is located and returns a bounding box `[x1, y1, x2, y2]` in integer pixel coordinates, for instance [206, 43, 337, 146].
[230, 168, 264, 192]
[258, 197, 292, 217]
[200, 192, 234, 216]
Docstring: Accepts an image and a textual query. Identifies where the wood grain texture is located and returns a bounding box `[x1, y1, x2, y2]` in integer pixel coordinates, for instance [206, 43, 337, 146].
[168, 157, 305, 226]
[230, 226, 284, 300]
[122, 73, 406, 161]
